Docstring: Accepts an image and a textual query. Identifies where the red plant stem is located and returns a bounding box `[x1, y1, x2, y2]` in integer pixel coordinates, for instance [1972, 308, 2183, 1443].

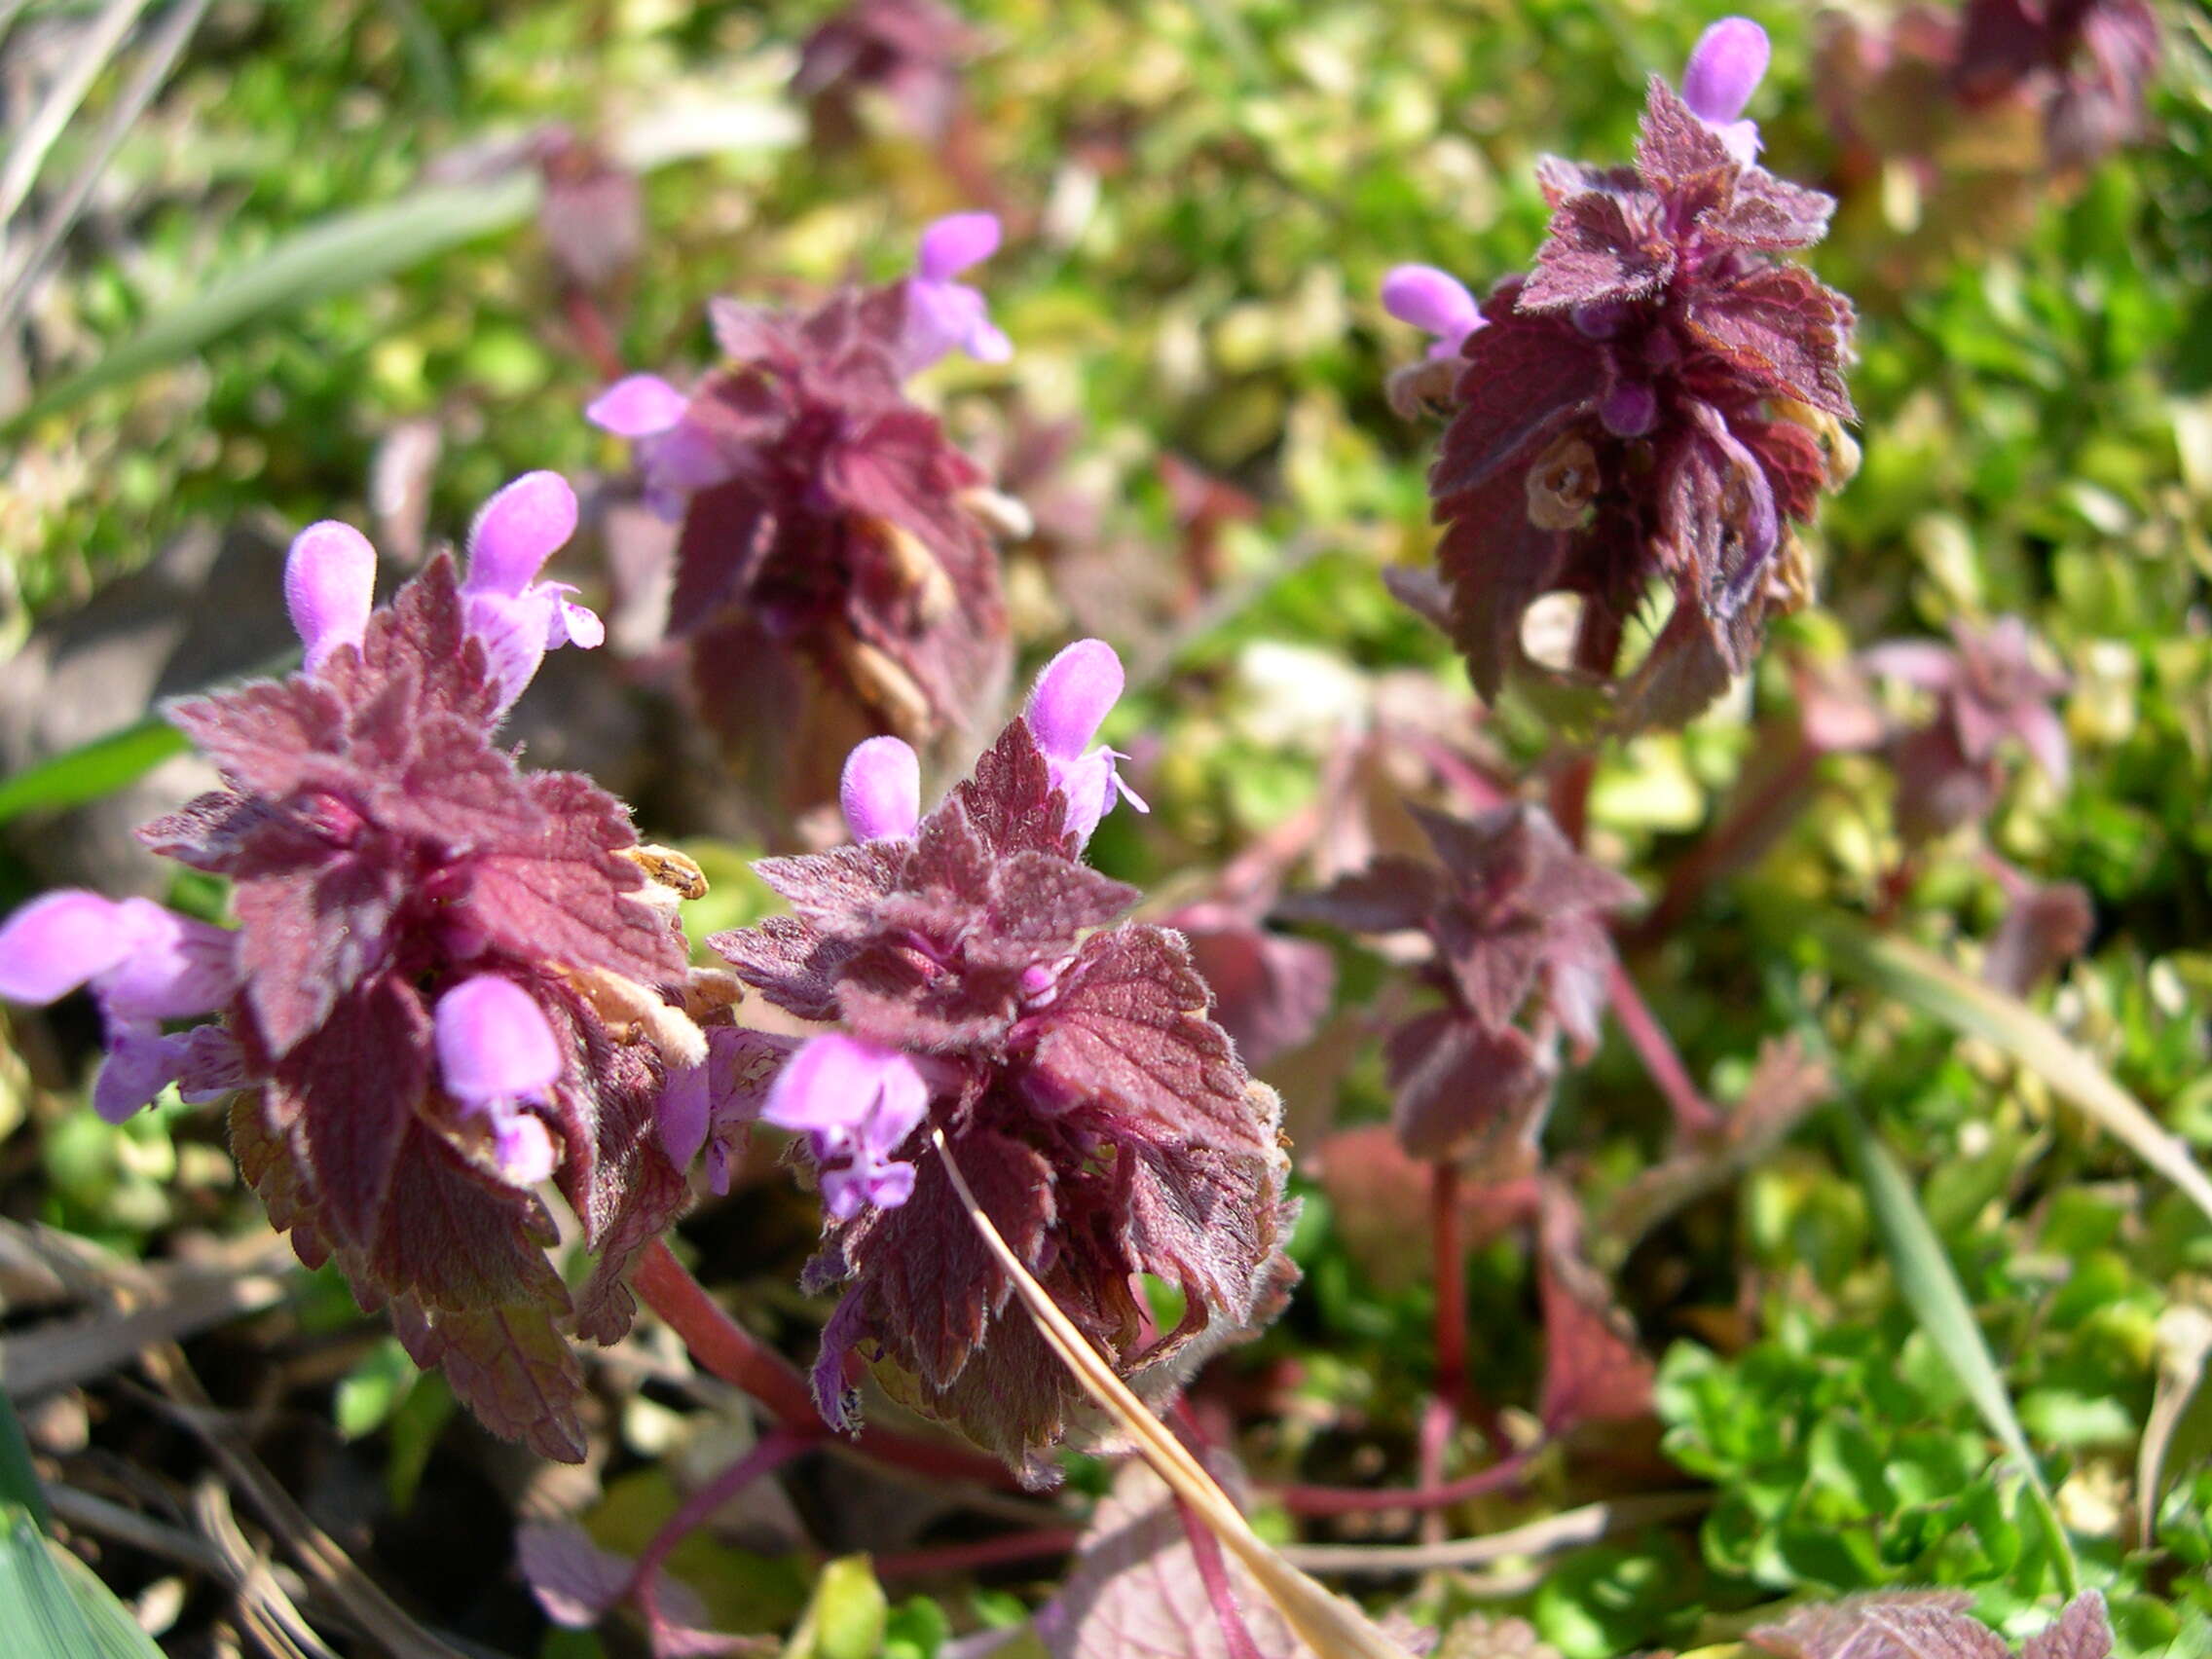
[562, 285, 629, 382]
[1634, 736, 1821, 944]
[1606, 964, 1721, 1138]
[1177, 1495, 1267, 1659]
[626, 1428, 809, 1634]
[1420, 1159, 1467, 1497]
[873, 1527, 1086, 1580]
[1550, 752, 1599, 849]
[1552, 605, 1626, 848]
[632, 1239, 1014, 1488]
[1268, 1446, 1538, 1516]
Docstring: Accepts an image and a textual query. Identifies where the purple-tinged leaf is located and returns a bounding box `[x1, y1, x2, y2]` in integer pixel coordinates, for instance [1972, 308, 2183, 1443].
[2022, 1594, 2114, 1659]
[1024, 926, 1263, 1155]
[1535, 1187, 1655, 1431]
[1036, 1459, 1306, 1659]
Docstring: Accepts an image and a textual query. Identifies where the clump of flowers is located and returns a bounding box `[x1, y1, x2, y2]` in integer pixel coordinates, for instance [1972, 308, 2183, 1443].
[1288, 802, 1639, 1167]
[1384, 19, 1858, 729]
[712, 642, 1297, 1481]
[586, 215, 1020, 815]
[0, 476, 709, 1463]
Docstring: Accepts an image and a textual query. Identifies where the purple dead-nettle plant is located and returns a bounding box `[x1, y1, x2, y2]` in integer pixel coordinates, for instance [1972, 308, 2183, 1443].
[585, 217, 1021, 813]
[710, 642, 1293, 1482]
[1862, 614, 2071, 844]
[793, 0, 976, 150]
[1392, 18, 1858, 730]
[1289, 803, 1640, 1168]
[0, 476, 724, 1464]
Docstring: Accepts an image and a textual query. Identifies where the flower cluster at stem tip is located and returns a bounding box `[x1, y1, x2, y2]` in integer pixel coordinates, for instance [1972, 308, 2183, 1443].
[756, 638, 1148, 1221]
[0, 471, 608, 1150]
[1380, 17, 1774, 360]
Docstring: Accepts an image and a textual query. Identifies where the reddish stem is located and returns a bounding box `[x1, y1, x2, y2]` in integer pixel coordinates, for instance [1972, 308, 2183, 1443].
[633, 1240, 1014, 1488]
[562, 285, 629, 382]
[1420, 1160, 1467, 1497]
[873, 1527, 1085, 1580]
[1606, 964, 1721, 1139]
[1549, 752, 1599, 849]
[1634, 736, 1821, 944]
[1551, 605, 1626, 848]
[627, 1428, 809, 1644]
[1268, 1446, 1538, 1517]
[1177, 1495, 1267, 1659]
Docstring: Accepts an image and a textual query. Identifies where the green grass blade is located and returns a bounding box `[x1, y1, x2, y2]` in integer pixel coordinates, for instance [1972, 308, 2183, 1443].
[0, 1393, 50, 1532]
[0, 1504, 167, 1659]
[0, 717, 187, 827]
[1832, 1108, 2080, 1597]
[6, 172, 540, 431]
[1817, 915, 2212, 1231]
[3, 94, 797, 434]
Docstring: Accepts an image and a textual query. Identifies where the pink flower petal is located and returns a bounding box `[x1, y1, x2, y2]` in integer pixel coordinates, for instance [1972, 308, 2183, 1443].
[1681, 18, 1770, 126]
[434, 976, 564, 1107]
[840, 736, 923, 842]
[1025, 639, 1124, 760]
[465, 591, 552, 715]
[917, 211, 1001, 280]
[1860, 639, 1962, 690]
[92, 1027, 192, 1124]
[283, 521, 378, 673]
[585, 374, 689, 439]
[762, 1033, 928, 1137]
[1381, 264, 1480, 342]
[0, 891, 130, 1006]
[466, 471, 578, 598]
[99, 899, 237, 1022]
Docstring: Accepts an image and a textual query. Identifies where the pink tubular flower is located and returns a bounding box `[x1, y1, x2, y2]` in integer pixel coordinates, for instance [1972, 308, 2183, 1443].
[762, 1033, 933, 1220]
[1023, 639, 1147, 847]
[284, 521, 378, 673]
[1382, 264, 1487, 361]
[903, 211, 1012, 373]
[840, 735, 923, 842]
[462, 471, 605, 712]
[0, 891, 240, 1123]
[434, 976, 566, 1185]
[584, 374, 737, 519]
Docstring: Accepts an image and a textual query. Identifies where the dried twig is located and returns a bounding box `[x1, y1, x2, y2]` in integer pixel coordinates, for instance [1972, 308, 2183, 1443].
[1277, 1490, 1711, 1576]
[138, 1344, 474, 1659]
[930, 1126, 1418, 1659]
